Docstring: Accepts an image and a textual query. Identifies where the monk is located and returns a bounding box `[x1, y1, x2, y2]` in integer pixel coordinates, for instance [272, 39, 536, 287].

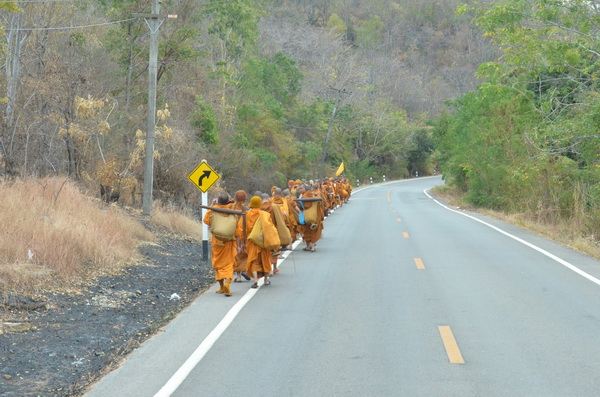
[243, 195, 274, 288]
[299, 184, 325, 252]
[260, 193, 282, 274]
[343, 177, 353, 201]
[203, 192, 240, 297]
[333, 180, 343, 207]
[282, 188, 300, 245]
[232, 190, 251, 283]
[291, 182, 303, 230]
[271, 188, 292, 244]
[320, 181, 333, 215]
[338, 177, 350, 204]
[325, 182, 336, 212]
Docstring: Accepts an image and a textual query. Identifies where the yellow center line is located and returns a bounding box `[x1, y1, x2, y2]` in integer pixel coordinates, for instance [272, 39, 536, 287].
[414, 258, 425, 270]
[402, 231, 410, 239]
[438, 326, 465, 364]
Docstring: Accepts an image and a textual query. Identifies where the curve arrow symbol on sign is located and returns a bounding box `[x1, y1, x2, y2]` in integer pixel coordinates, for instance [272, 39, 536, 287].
[198, 170, 211, 187]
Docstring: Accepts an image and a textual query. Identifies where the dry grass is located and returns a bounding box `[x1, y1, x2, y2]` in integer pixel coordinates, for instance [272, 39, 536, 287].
[431, 185, 600, 260]
[0, 178, 154, 295]
[430, 185, 470, 209]
[151, 204, 202, 241]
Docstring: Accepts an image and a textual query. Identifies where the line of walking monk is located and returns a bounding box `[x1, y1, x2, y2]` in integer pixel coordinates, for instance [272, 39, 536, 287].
[203, 177, 353, 296]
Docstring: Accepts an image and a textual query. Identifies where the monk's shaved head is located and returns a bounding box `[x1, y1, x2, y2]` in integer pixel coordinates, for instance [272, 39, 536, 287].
[217, 192, 230, 205]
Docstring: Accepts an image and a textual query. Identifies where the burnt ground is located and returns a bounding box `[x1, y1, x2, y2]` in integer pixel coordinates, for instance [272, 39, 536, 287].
[0, 230, 213, 397]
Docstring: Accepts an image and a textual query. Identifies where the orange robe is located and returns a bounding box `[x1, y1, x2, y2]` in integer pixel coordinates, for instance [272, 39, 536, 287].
[232, 201, 248, 273]
[336, 183, 344, 206]
[271, 196, 292, 234]
[300, 191, 324, 244]
[320, 186, 331, 211]
[203, 204, 240, 281]
[243, 208, 273, 275]
[340, 180, 351, 203]
[328, 184, 337, 210]
[285, 195, 300, 242]
[260, 200, 278, 225]
[260, 200, 280, 264]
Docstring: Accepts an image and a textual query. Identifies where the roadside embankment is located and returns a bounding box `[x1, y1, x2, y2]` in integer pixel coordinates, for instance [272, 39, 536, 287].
[0, 178, 154, 295]
[0, 178, 213, 396]
[431, 185, 600, 261]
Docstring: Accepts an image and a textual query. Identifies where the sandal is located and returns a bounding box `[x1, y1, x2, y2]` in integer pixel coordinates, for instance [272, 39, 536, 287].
[264, 279, 271, 286]
[251, 282, 259, 289]
[242, 273, 251, 281]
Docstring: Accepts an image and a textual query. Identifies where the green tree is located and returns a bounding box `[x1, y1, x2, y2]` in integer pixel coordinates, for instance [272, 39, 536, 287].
[234, 53, 303, 178]
[355, 16, 384, 48]
[191, 96, 219, 145]
[437, 0, 600, 234]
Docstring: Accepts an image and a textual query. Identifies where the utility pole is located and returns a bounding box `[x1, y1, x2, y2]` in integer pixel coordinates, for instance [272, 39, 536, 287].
[142, 0, 162, 216]
[321, 86, 350, 166]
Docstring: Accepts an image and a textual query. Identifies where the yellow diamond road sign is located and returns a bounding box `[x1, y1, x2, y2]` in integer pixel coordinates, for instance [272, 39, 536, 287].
[188, 161, 220, 193]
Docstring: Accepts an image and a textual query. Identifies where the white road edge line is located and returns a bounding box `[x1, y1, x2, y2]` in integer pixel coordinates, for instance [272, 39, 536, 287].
[154, 239, 302, 397]
[424, 189, 600, 288]
[154, 177, 437, 396]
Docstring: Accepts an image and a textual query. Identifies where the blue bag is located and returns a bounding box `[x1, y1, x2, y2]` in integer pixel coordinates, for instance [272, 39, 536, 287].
[298, 201, 305, 225]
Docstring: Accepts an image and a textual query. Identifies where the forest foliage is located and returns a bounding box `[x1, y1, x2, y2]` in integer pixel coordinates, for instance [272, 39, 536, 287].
[435, 0, 600, 238]
[0, 0, 490, 204]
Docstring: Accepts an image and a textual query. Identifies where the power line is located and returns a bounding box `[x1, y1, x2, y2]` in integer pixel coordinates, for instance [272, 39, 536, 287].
[4, 17, 137, 32]
[3, 0, 77, 3]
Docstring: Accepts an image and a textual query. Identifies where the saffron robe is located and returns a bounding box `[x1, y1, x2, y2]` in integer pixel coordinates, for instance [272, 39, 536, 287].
[285, 195, 300, 242]
[232, 201, 248, 273]
[299, 191, 324, 244]
[243, 208, 273, 275]
[203, 204, 240, 281]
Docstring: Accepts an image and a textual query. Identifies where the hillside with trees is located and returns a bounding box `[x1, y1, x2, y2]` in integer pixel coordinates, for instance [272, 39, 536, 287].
[0, 0, 491, 202]
[435, 0, 600, 243]
[1, 2, 599, 395]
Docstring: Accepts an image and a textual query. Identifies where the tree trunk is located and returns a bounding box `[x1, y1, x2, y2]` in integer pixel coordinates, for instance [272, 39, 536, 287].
[321, 101, 338, 164]
[5, 13, 25, 130]
[64, 136, 74, 177]
[3, 13, 28, 177]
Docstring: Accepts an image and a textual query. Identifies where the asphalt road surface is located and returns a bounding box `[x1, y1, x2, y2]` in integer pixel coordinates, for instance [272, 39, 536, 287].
[87, 177, 600, 397]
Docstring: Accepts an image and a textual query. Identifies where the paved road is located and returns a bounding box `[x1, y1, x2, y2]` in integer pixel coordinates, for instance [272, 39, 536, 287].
[87, 177, 600, 396]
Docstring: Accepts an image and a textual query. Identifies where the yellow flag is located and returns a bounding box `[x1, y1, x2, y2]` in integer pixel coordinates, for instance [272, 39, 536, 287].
[335, 161, 345, 177]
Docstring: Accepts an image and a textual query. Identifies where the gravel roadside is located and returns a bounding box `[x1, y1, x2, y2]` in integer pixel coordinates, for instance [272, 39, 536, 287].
[0, 231, 212, 397]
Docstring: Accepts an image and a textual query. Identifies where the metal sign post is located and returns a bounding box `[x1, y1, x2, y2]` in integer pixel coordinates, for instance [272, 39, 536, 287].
[187, 159, 221, 262]
[201, 191, 209, 261]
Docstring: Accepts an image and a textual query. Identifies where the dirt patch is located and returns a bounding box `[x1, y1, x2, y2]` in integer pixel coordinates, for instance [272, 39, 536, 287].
[0, 230, 213, 397]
